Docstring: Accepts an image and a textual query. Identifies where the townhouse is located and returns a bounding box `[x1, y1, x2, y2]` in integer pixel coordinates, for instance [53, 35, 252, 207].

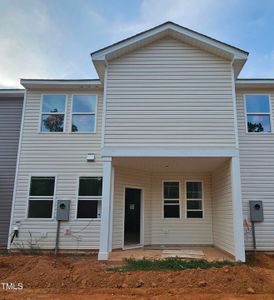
[1, 22, 274, 262]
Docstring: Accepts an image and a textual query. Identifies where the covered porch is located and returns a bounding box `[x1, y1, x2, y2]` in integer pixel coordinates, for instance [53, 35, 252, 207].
[98, 150, 245, 262]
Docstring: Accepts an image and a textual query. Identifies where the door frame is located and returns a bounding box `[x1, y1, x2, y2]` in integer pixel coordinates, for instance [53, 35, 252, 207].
[122, 185, 144, 250]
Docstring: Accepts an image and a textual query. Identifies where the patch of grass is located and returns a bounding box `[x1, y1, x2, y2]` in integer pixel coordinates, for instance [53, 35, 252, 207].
[107, 257, 235, 271]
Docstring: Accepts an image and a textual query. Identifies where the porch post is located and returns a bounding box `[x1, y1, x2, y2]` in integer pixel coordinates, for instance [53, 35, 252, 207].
[98, 157, 113, 260]
[231, 156, 246, 262]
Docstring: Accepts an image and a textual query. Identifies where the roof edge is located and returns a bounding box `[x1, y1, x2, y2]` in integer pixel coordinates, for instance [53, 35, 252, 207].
[20, 79, 102, 88]
[91, 21, 249, 59]
[0, 89, 25, 97]
[236, 78, 274, 88]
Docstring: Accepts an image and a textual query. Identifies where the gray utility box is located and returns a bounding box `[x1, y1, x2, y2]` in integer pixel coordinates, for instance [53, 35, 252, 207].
[249, 200, 264, 222]
[56, 200, 70, 221]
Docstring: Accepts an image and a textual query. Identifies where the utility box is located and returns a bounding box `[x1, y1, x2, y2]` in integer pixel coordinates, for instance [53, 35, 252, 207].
[56, 200, 70, 221]
[249, 200, 264, 222]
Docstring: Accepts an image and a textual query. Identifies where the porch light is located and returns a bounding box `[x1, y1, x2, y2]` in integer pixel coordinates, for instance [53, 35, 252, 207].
[86, 153, 95, 162]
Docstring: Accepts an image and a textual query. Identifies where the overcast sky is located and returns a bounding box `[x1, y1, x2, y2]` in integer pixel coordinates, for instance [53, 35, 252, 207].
[1, 0, 274, 88]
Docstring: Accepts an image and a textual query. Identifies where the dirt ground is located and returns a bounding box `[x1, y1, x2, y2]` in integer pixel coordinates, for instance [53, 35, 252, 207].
[1, 252, 274, 299]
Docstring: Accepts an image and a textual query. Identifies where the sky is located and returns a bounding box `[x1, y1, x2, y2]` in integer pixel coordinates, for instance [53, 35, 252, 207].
[0, 0, 274, 88]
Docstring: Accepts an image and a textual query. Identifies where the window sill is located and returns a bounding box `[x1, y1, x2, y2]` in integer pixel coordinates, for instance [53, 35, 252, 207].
[245, 132, 273, 135]
[75, 218, 101, 221]
[26, 218, 54, 221]
[70, 132, 97, 134]
[38, 132, 66, 134]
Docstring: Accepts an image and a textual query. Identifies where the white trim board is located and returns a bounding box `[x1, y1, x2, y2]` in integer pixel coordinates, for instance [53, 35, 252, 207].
[102, 148, 239, 158]
[92, 22, 247, 61]
[122, 186, 144, 250]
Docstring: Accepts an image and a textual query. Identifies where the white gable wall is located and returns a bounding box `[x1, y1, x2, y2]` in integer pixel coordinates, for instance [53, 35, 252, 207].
[104, 37, 236, 148]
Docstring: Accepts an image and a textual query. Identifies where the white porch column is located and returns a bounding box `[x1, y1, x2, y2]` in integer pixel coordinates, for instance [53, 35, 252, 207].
[231, 156, 246, 262]
[98, 157, 113, 260]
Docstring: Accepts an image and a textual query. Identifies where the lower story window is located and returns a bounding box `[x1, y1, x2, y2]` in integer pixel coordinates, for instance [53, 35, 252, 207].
[77, 177, 102, 219]
[163, 181, 180, 218]
[28, 177, 55, 218]
[186, 181, 203, 218]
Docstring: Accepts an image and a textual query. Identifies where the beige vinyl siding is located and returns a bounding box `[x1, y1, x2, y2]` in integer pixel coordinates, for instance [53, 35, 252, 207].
[0, 97, 23, 247]
[237, 89, 274, 250]
[104, 37, 236, 147]
[151, 173, 212, 245]
[11, 88, 103, 250]
[212, 159, 234, 255]
[112, 167, 213, 249]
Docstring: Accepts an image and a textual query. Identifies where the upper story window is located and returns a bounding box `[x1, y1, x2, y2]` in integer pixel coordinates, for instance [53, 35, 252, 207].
[245, 95, 271, 133]
[163, 181, 180, 218]
[40, 95, 66, 132]
[72, 95, 96, 133]
[28, 176, 55, 218]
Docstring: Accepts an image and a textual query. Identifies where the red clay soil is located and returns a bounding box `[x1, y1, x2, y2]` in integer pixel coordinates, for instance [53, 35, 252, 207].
[1, 252, 274, 299]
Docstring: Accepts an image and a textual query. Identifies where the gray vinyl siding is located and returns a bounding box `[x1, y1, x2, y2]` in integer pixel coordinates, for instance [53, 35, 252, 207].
[0, 97, 23, 247]
[10, 89, 103, 250]
[112, 168, 213, 249]
[104, 37, 236, 148]
[212, 159, 234, 255]
[237, 88, 274, 250]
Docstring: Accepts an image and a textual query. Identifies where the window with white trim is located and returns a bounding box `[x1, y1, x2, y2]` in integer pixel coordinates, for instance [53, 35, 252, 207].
[245, 95, 271, 133]
[28, 177, 55, 218]
[40, 95, 66, 132]
[163, 181, 180, 218]
[72, 95, 96, 132]
[77, 177, 102, 218]
[186, 181, 203, 218]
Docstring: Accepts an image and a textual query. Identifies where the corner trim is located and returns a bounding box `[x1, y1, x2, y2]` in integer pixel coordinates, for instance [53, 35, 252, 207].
[231, 156, 246, 262]
[231, 63, 239, 149]
[98, 251, 109, 260]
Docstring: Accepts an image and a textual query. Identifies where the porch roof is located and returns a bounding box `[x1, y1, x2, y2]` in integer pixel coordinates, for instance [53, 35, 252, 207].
[113, 156, 230, 173]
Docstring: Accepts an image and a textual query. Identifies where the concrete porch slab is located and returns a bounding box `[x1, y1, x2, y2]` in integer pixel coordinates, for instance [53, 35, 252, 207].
[161, 249, 204, 259]
[109, 246, 233, 262]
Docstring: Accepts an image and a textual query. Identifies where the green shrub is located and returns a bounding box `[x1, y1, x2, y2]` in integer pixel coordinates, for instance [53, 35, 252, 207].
[108, 257, 235, 271]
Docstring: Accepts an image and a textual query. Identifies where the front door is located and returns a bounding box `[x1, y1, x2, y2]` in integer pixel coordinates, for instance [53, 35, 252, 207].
[124, 188, 141, 246]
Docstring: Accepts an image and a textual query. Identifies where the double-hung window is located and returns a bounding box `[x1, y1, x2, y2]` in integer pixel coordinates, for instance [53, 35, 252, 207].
[245, 95, 271, 133]
[28, 177, 55, 218]
[72, 95, 96, 133]
[163, 181, 180, 218]
[40, 95, 66, 132]
[77, 177, 102, 218]
[186, 181, 203, 218]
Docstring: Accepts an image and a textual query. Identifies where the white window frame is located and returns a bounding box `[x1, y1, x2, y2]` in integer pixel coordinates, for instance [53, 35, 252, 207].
[76, 176, 102, 220]
[122, 185, 144, 249]
[162, 180, 181, 219]
[244, 94, 273, 134]
[185, 180, 204, 219]
[27, 175, 57, 220]
[39, 94, 67, 133]
[71, 94, 97, 134]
